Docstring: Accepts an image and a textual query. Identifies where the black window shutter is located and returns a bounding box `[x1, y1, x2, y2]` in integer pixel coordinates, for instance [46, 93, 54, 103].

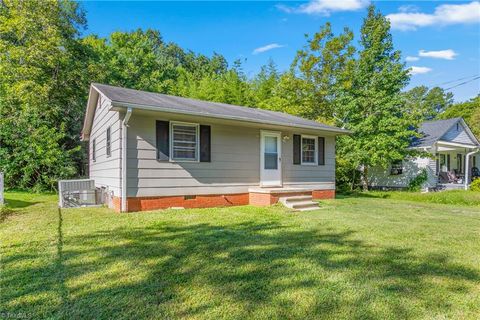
[200, 125, 211, 162]
[447, 154, 451, 171]
[293, 134, 301, 165]
[318, 137, 325, 165]
[156, 120, 169, 161]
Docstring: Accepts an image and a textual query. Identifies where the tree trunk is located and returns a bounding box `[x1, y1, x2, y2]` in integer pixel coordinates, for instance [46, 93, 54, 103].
[361, 165, 369, 191]
[351, 169, 356, 191]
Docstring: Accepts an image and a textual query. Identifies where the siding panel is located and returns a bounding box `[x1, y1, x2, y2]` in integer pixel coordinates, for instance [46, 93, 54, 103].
[442, 122, 476, 145]
[127, 115, 337, 197]
[368, 156, 437, 188]
[89, 96, 122, 196]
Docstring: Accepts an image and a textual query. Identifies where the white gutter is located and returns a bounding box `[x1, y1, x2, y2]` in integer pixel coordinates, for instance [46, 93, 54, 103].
[436, 140, 478, 149]
[121, 107, 133, 212]
[464, 148, 479, 190]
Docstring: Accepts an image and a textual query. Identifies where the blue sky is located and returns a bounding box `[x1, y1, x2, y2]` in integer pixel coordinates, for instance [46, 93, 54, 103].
[81, 1, 480, 102]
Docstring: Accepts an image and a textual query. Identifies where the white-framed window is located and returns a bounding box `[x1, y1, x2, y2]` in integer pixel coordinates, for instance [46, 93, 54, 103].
[106, 127, 111, 158]
[170, 122, 199, 162]
[92, 138, 96, 162]
[390, 160, 403, 175]
[301, 135, 317, 165]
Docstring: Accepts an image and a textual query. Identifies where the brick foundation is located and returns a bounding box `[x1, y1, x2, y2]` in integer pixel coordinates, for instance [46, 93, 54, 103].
[312, 189, 336, 200]
[116, 193, 248, 212]
[112, 196, 122, 213]
[249, 192, 309, 206]
[250, 189, 335, 207]
[112, 189, 335, 212]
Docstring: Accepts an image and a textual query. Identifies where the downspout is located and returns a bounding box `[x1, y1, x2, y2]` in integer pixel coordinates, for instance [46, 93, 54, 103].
[464, 148, 479, 190]
[121, 108, 133, 212]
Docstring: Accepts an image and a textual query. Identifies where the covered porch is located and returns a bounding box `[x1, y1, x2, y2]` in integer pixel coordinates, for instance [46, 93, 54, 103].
[434, 141, 479, 190]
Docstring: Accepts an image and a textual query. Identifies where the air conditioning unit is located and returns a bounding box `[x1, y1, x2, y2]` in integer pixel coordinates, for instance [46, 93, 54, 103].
[58, 179, 98, 208]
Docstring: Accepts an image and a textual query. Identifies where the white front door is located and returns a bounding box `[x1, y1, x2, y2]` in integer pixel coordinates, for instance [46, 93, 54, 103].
[260, 131, 282, 187]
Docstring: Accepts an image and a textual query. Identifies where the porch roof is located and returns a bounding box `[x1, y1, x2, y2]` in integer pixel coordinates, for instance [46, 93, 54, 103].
[411, 118, 480, 149]
[436, 140, 480, 152]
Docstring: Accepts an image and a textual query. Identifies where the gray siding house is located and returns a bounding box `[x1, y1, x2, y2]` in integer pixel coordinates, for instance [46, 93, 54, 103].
[82, 84, 348, 212]
[369, 118, 480, 190]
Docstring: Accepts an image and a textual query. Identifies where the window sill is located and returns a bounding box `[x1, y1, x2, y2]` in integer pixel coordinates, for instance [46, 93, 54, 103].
[169, 159, 200, 163]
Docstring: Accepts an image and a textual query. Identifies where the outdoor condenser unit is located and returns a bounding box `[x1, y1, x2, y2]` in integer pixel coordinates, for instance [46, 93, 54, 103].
[58, 179, 98, 208]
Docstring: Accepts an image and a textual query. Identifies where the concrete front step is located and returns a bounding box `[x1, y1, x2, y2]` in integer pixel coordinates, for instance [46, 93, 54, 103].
[279, 195, 319, 211]
[291, 200, 317, 209]
[284, 195, 313, 203]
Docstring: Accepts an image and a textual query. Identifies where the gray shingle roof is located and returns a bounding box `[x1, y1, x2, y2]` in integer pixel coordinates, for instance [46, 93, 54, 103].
[411, 117, 463, 147]
[92, 83, 348, 133]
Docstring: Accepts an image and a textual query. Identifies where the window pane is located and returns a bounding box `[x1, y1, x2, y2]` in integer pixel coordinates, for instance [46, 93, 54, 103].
[173, 149, 196, 159]
[302, 138, 316, 163]
[264, 136, 277, 153]
[390, 160, 403, 175]
[264, 136, 278, 169]
[106, 127, 111, 157]
[172, 124, 197, 160]
[265, 153, 277, 169]
[92, 139, 96, 161]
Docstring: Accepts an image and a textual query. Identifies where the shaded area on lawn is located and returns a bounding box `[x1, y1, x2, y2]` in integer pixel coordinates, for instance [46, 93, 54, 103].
[3, 211, 479, 319]
[0, 198, 40, 223]
[3, 198, 38, 209]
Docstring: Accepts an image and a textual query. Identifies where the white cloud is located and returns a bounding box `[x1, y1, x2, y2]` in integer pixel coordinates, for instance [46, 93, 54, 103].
[409, 66, 432, 75]
[387, 1, 480, 30]
[398, 5, 419, 13]
[405, 56, 419, 62]
[252, 43, 284, 55]
[277, 0, 369, 15]
[419, 49, 458, 60]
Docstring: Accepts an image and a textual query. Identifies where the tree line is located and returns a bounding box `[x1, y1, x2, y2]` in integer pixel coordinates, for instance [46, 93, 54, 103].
[0, 0, 478, 191]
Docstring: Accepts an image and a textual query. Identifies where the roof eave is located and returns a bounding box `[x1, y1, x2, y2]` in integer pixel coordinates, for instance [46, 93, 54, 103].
[110, 101, 351, 135]
[81, 85, 112, 141]
[81, 86, 98, 141]
[437, 140, 480, 149]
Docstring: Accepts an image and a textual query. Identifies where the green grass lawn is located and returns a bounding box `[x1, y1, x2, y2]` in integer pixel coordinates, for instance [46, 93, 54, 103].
[1, 191, 479, 319]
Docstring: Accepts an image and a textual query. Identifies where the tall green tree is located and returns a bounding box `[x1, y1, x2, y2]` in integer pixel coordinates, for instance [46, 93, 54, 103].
[83, 29, 180, 93]
[251, 59, 280, 103]
[437, 95, 480, 137]
[288, 23, 356, 122]
[403, 86, 454, 121]
[337, 5, 417, 190]
[0, 0, 87, 190]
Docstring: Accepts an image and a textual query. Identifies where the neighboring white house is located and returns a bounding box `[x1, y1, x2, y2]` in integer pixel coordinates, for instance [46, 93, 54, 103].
[81, 83, 349, 212]
[369, 118, 480, 190]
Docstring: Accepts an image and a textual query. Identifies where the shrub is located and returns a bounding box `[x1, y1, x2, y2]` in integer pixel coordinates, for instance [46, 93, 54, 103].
[470, 178, 480, 192]
[336, 158, 361, 192]
[408, 169, 428, 192]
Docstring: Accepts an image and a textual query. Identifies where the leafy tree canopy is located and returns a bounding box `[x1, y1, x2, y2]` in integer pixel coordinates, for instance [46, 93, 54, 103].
[403, 86, 454, 121]
[336, 5, 418, 189]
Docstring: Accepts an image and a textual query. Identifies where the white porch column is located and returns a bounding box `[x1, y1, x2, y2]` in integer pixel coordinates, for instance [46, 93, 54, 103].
[464, 149, 479, 190]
